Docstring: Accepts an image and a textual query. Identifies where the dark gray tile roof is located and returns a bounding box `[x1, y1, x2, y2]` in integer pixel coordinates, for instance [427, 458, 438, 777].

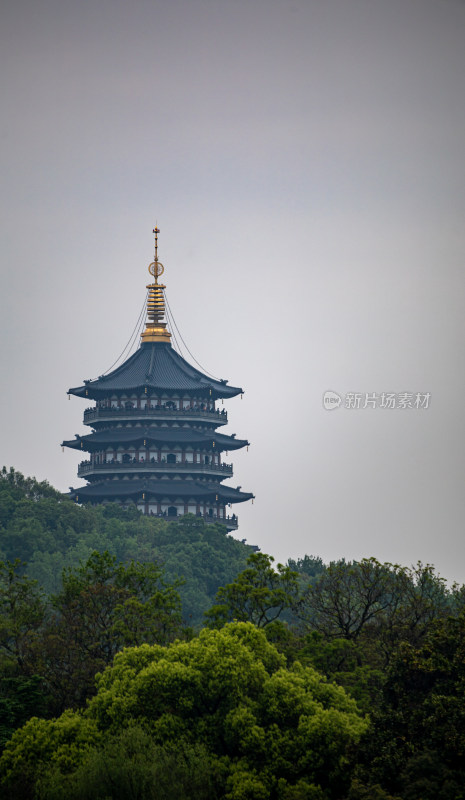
[69, 478, 253, 503]
[62, 428, 248, 452]
[69, 342, 242, 399]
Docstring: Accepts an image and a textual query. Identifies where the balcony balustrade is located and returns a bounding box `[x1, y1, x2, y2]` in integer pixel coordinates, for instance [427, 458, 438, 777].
[144, 510, 238, 530]
[83, 405, 228, 425]
[77, 459, 233, 478]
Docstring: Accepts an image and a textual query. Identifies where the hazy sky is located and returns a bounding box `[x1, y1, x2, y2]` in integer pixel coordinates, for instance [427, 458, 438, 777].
[1, 0, 465, 581]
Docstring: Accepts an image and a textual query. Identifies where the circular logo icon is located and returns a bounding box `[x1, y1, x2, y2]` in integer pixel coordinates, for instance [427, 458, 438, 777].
[323, 391, 342, 410]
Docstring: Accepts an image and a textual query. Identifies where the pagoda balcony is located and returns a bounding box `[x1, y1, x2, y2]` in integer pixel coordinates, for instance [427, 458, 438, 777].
[199, 513, 239, 531]
[77, 460, 233, 479]
[83, 406, 228, 426]
[146, 511, 238, 531]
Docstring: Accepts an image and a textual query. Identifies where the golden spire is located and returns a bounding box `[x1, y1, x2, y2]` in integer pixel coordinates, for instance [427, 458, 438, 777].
[141, 226, 172, 343]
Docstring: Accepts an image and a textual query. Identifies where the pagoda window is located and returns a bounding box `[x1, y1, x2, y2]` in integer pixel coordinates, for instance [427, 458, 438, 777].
[204, 455, 210, 465]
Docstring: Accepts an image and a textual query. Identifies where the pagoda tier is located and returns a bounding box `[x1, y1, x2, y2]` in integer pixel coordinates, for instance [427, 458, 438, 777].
[67, 478, 252, 529]
[64, 228, 254, 532]
[63, 428, 248, 483]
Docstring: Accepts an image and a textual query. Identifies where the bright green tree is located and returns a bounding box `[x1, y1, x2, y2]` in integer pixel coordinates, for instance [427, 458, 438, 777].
[0, 623, 368, 800]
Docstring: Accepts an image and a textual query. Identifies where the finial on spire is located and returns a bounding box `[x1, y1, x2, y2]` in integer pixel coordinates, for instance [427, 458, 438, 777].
[148, 226, 164, 285]
[153, 226, 159, 262]
[142, 225, 171, 343]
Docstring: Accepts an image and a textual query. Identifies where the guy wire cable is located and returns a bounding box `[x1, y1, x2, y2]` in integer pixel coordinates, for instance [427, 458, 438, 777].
[164, 291, 221, 381]
[100, 290, 149, 376]
[164, 296, 185, 358]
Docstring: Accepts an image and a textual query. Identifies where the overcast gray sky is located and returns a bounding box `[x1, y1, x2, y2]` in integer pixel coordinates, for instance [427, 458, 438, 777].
[1, 0, 465, 581]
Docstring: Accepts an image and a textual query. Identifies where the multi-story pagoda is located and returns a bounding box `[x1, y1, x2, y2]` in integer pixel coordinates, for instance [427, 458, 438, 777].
[63, 228, 254, 531]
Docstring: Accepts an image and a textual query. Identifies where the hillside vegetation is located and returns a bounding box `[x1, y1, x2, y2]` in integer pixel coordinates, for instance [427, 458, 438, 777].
[0, 466, 255, 624]
[1, 466, 465, 800]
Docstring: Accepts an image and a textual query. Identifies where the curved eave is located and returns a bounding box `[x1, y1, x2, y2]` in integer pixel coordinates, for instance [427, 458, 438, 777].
[68, 479, 254, 504]
[62, 430, 249, 453]
[69, 383, 241, 401]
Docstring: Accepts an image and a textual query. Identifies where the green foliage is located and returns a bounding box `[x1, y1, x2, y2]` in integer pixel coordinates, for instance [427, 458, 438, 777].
[353, 612, 465, 799]
[287, 555, 326, 581]
[4, 466, 465, 797]
[300, 558, 451, 664]
[0, 711, 100, 800]
[205, 553, 301, 628]
[0, 623, 368, 799]
[0, 560, 46, 670]
[0, 675, 47, 750]
[32, 551, 183, 713]
[38, 726, 216, 800]
[0, 470, 254, 623]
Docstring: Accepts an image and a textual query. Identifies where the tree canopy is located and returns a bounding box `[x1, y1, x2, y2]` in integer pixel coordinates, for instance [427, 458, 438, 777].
[0, 623, 368, 800]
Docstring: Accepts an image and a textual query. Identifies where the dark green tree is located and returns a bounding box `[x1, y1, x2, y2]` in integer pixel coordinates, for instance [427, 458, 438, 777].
[205, 553, 301, 628]
[300, 559, 449, 660]
[353, 612, 465, 800]
[34, 551, 183, 713]
[0, 560, 45, 672]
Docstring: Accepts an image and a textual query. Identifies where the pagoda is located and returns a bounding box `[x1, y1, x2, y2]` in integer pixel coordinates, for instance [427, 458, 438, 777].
[63, 228, 254, 531]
